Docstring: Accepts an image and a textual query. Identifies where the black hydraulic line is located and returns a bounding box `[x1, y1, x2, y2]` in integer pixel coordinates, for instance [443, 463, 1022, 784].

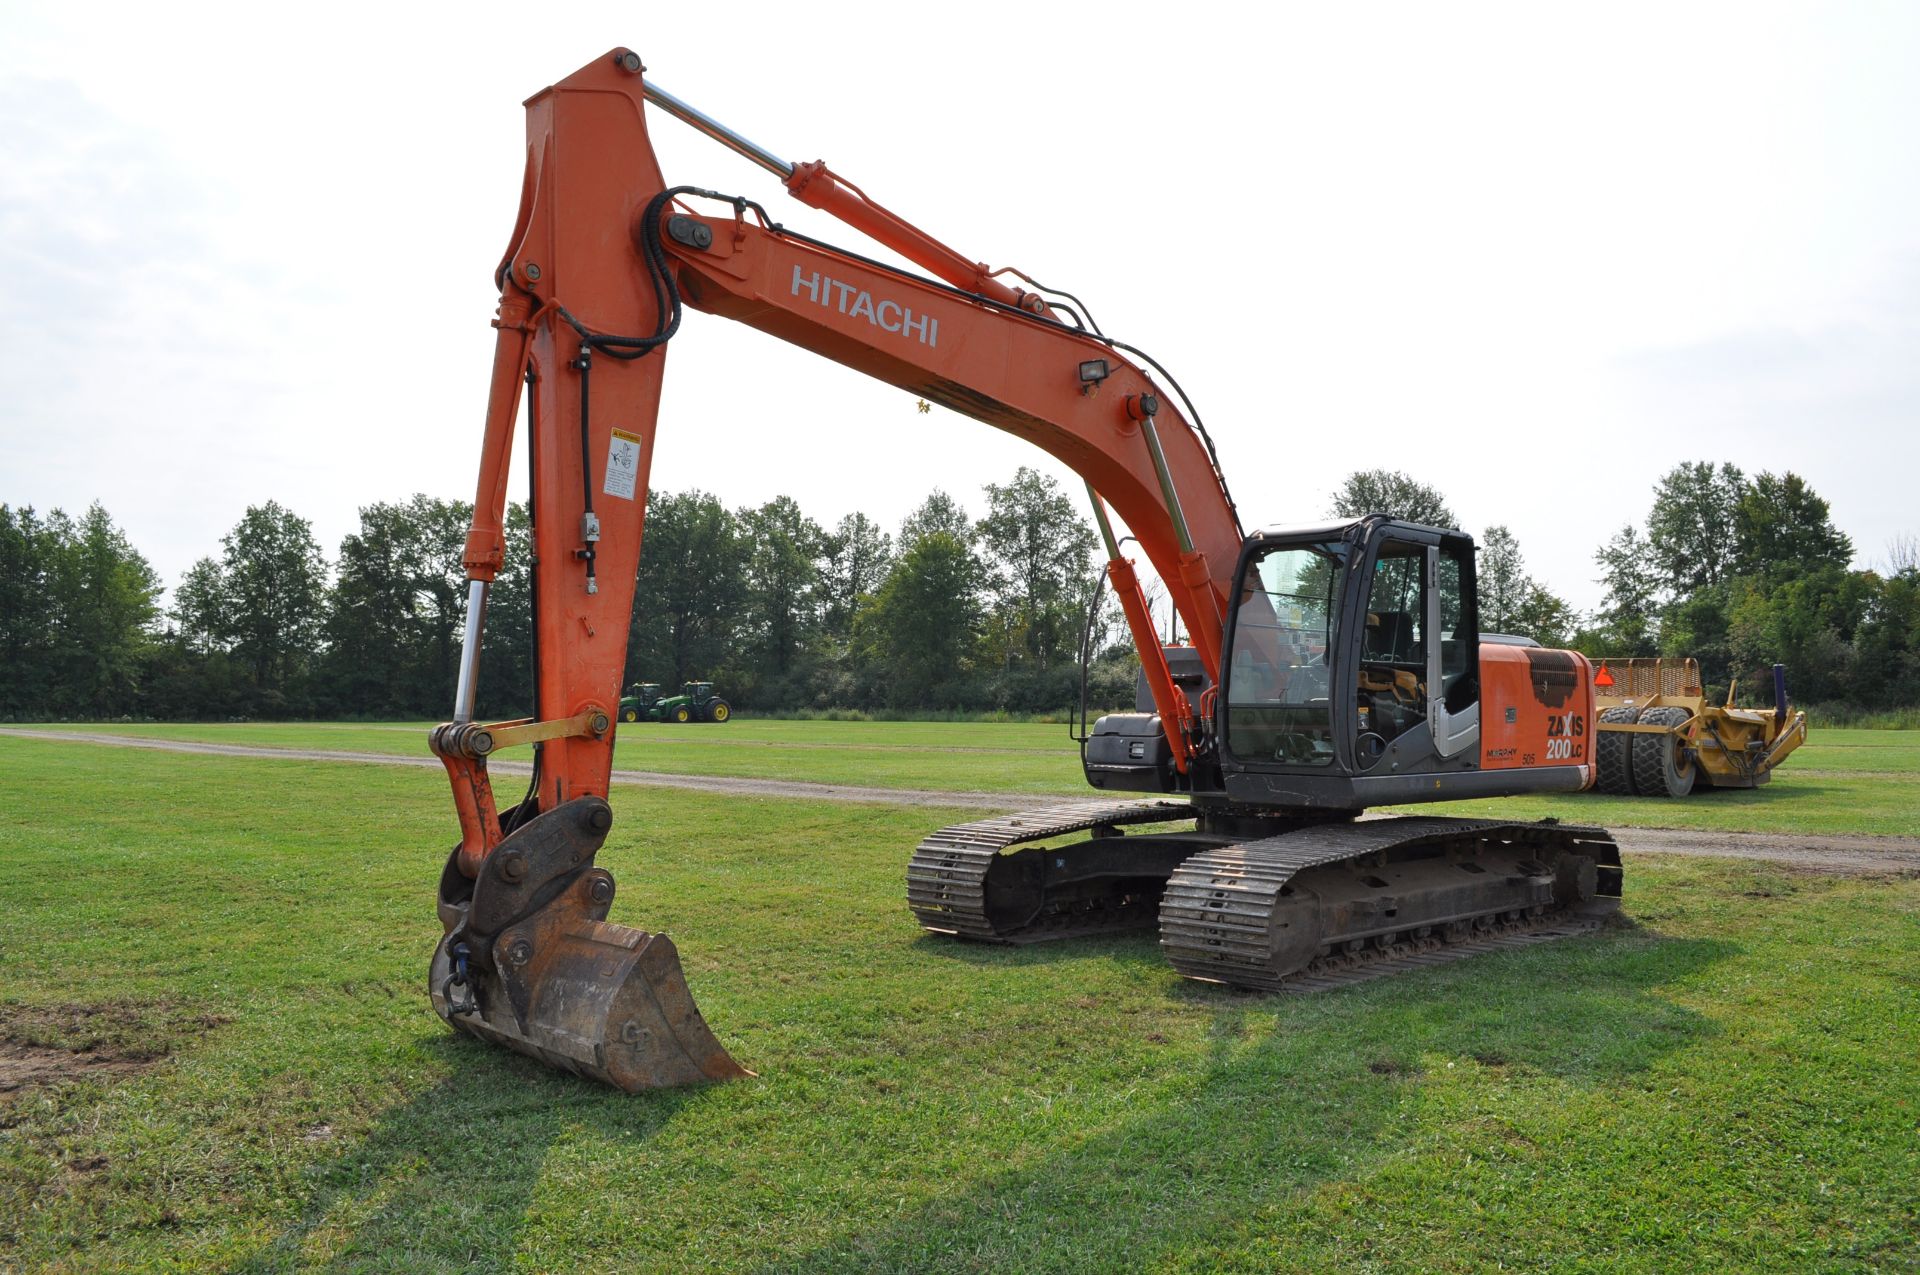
[1028, 299, 1089, 332]
[572, 344, 599, 594]
[551, 186, 706, 360]
[778, 217, 1242, 533]
[998, 268, 1105, 337]
[661, 189, 1244, 540]
[1103, 339, 1242, 537]
[549, 183, 1244, 546]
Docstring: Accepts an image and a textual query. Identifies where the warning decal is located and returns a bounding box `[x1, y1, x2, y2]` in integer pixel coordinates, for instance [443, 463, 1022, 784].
[604, 428, 643, 500]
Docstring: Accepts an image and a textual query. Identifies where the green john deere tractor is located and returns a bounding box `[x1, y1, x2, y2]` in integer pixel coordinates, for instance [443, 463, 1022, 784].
[618, 680, 732, 724]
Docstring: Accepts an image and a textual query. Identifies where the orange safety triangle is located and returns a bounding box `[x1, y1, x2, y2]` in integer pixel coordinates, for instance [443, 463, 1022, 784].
[1594, 662, 1615, 688]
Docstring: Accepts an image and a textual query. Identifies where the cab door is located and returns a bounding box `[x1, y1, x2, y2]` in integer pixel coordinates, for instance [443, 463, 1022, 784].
[1351, 530, 1480, 769]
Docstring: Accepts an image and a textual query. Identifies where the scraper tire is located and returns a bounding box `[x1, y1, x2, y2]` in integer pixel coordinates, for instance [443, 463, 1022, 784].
[1632, 706, 1697, 798]
[1595, 706, 1640, 796]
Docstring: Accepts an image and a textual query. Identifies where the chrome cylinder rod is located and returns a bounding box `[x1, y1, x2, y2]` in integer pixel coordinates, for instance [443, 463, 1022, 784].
[1085, 482, 1122, 560]
[453, 579, 489, 723]
[1138, 415, 1195, 555]
[643, 82, 793, 179]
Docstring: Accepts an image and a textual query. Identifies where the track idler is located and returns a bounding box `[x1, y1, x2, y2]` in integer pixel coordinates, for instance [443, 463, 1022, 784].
[428, 796, 748, 1090]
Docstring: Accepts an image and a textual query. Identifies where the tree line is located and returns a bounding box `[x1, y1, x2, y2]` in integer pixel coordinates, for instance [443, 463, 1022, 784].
[1331, 465, 1919, 707]
[3, 462, 1912, 721]
[0, 468, 1129, 721]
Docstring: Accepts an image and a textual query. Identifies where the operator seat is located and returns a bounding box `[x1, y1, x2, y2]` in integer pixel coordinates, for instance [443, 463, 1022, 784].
[1365, 611, 1416, 662]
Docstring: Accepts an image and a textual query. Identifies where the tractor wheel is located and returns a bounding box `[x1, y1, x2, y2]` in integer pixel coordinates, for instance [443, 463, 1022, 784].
[1632, 706, 1697, 798]
[1595, 706, 1640, 796]
[621, 707, 639, 723]
[673, 706, 691, 723]
[708, 699, 731, 723]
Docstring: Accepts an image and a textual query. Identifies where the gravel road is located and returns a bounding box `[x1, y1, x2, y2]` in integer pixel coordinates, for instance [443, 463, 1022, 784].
[6, 728, 1916, 876]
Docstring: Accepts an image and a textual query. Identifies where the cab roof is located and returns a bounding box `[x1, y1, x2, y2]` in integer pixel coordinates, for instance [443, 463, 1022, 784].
[1249, 515, 1469, 544]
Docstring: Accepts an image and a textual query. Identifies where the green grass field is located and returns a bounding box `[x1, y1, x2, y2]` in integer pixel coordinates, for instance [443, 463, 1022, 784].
[1, 731, 1917, 1272]
[12, 720, 1920, 837]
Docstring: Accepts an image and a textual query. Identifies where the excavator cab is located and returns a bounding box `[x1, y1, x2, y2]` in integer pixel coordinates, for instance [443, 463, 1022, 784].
[1213, 515, 1596, 811]
[1218, 517, 1481, 804]
[1088, 517, 1485, 798]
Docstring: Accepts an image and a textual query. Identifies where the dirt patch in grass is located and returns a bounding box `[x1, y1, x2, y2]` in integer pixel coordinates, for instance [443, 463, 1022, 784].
[0, 1002, 226, 1102]
[0, 1041, 152, 1097]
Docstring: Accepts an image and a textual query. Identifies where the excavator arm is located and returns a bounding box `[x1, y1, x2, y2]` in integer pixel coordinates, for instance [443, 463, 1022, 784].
[427, 49, 1247, 1090]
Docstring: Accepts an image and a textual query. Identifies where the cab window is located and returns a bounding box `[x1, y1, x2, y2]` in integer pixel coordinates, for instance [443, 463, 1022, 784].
[1225, 541, 1345, 766]
[1363, 545, 1424, 664]
[1355, 542, 1427, 751]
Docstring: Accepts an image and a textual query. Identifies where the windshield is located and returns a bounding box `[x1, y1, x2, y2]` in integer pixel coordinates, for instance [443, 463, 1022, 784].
[1225, 540, 1346, 766]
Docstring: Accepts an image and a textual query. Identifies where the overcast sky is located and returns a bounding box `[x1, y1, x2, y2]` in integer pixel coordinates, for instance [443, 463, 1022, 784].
[3, 2, 1916, 617]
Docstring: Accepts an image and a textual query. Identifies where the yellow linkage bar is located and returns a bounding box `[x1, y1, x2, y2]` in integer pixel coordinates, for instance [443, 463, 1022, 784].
[465, 707, 609, 757]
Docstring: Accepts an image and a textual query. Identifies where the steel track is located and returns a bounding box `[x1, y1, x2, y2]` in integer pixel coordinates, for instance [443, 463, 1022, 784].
[905, 799, 1196, 941]
[910, 803, 1623, 992]
[1266, 912, 1608, 993]
[1159, 817, 1622, 990]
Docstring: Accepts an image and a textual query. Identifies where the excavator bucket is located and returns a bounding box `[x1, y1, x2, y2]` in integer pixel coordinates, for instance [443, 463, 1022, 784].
[427, 797, 748, 1090]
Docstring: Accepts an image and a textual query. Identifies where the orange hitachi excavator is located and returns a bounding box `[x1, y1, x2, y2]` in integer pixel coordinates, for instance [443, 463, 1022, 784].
[428, 49, 1623, 1091]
